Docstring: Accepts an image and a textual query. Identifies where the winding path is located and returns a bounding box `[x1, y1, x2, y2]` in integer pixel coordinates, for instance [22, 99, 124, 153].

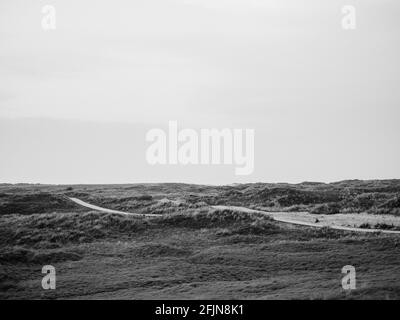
[68, 197, 161, 217]
[211, 205, 400, 234]
[67, 197, 400, 234]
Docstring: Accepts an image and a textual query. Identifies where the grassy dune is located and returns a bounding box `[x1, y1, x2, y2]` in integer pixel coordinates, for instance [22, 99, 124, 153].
[1, 182, 400, 299]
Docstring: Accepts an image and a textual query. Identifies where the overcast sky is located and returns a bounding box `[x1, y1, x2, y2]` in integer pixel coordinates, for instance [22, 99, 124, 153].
[1, 0, 400, 184]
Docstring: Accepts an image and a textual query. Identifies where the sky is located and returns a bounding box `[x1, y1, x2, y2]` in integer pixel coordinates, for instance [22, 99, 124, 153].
[1, 0, 400, 184]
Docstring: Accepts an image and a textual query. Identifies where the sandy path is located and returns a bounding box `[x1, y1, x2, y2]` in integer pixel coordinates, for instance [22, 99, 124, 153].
[268, 211, 400, 228]
[212, 205, 400, 234]
[67, 198, 400, 234]
[68, 197, 161, 217]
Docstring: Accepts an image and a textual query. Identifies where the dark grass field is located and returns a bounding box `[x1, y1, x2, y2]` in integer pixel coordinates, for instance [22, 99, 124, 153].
[1, 181, 400, 299]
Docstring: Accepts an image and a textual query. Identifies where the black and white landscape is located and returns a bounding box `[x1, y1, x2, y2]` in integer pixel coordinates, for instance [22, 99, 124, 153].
[1, 181, 400, 299]
[1, 1, 400, 300]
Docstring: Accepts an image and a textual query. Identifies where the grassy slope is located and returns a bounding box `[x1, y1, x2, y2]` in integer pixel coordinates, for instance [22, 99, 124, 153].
[1, 182, 400, 299]
[2, 179, 400, 215]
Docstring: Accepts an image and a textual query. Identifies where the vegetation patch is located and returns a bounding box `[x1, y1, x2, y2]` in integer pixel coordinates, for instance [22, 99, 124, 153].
[0, 193, 82, 215]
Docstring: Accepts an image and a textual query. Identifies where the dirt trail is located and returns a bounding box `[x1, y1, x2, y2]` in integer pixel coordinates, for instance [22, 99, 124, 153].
[212, 205, 400, 235]
[67, 198, 400, 234]
[68, 197, 161, 217]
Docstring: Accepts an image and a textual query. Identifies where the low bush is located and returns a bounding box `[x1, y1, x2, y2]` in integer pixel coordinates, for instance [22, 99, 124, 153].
[310, 203, 340, 215]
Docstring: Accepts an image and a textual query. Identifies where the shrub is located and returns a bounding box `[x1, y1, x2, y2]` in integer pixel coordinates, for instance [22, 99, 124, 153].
[310, 203, 340, 215]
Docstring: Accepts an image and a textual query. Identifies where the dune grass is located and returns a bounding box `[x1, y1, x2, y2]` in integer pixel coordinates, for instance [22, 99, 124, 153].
[1, 182, 400, 299]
